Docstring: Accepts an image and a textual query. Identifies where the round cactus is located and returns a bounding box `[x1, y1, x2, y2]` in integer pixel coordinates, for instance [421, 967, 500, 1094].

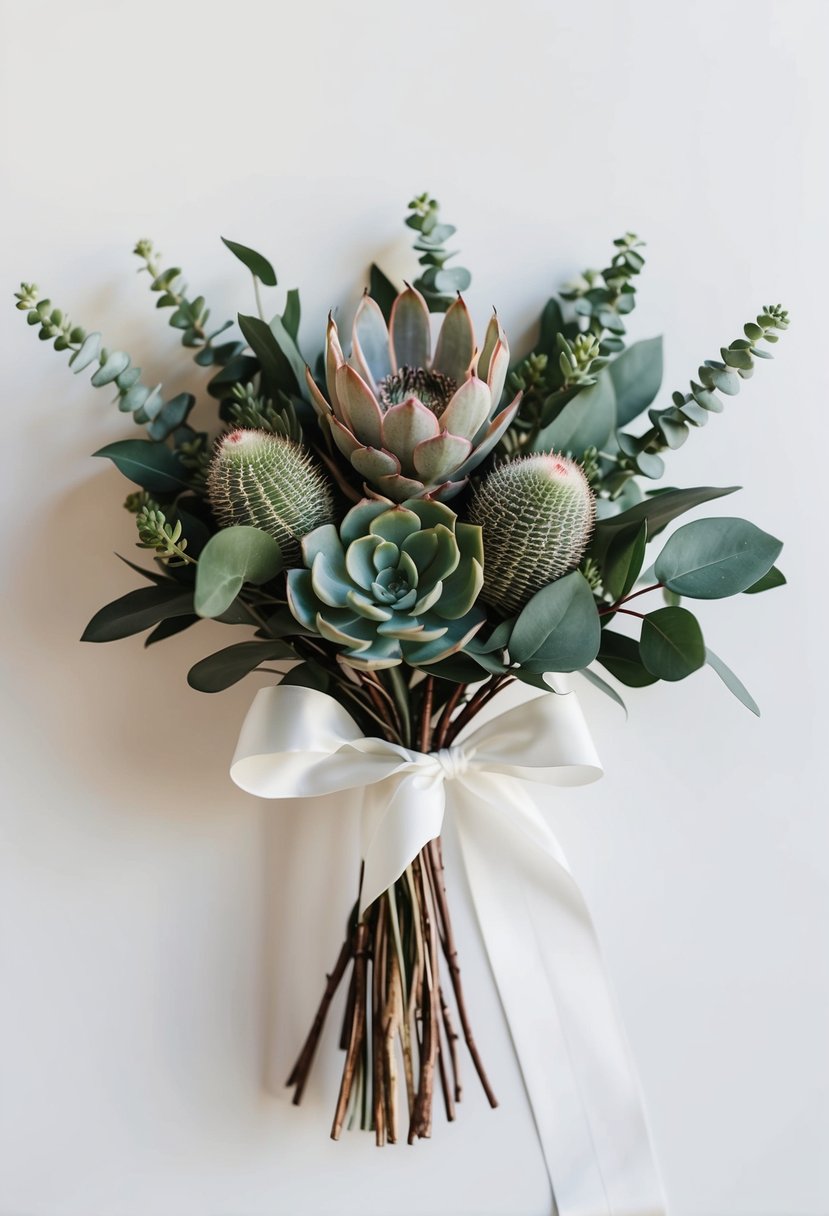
[469, 453, 595, 615]
[207, 429, 334, 567]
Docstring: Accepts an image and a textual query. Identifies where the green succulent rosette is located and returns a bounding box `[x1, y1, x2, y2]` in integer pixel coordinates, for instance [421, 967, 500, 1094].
[287, 498, 485, 670]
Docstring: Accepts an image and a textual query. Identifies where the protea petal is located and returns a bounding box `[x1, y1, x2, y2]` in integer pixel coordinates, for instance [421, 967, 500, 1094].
[352, 292, 392, 389]
[412, 433, 472, 483]
[432, 295, 475, 382]
[439, 375, 492, 441]
[389, 284, 431, 372]
[375, 472, 428, 502]
[325, 313, 347, 420]
[381, 396, 441, 474]
[305, 366, 332, 419]
[452, 394, 522, 480]
[350, 446, 400, 482]
[336, 364, 384, 447]
[476, 312, 501, 384]
[329, 416, 362, 459]
[486, 336, 510, 409]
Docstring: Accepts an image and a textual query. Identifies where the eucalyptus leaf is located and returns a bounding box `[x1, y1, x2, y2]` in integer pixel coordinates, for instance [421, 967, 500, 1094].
[194, 526, 283, 618]
[509, 572, 601, 673]
[609, 337, 664, 426]
[596, 630, 658, 687]
[82, 583, 195, 642]
[220, 237, 277, 287]
[188, 640, 295, 693]
[592, 485, 741, 563]
[743, 565, 786, 594]
[238, 313, 301, 397]
[534, 372, 616, 456]
[577, 667, 627, 715]
[603, 522, 648, 601]
[706, 648, 760, 716]
[640, 607, 705, 681]
[655, 517, 783, 599]
[93, 440, 191, 493]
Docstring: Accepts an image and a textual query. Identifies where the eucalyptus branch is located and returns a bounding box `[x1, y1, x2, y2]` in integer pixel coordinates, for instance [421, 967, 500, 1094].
[560, 232, 646, 354]
[134, 240, 235, 366]
[406, 193, 472, 313]
[125, 493, 196, 565]
[13, 283, 195, 441]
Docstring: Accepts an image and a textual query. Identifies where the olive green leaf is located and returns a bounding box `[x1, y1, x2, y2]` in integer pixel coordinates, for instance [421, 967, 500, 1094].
[188, 640, 295, 692]
[221, 237, 277, 286]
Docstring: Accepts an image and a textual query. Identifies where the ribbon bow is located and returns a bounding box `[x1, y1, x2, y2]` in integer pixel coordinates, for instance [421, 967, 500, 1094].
[231, 685, 664, 1216]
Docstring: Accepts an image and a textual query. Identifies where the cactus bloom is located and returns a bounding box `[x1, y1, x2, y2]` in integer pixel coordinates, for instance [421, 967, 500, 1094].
[287, 498, 484, 669]
[306, 286, 521, 501]
[207, 429, 334, 567]
[469, 453, 595, 615]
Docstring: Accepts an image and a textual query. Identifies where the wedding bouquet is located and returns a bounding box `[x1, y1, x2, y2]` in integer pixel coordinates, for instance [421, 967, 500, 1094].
[15, 195, 787, 1206]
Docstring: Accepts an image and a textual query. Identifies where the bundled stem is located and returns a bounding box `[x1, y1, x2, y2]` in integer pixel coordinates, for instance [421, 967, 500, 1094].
[285, 672, 507, 1143]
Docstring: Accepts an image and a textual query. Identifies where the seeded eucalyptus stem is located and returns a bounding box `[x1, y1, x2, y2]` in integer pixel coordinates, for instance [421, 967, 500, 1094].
[285, 671, 508, 1143]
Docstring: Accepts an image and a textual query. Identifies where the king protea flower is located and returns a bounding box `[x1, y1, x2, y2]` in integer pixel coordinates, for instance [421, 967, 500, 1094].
[305, 285, 521, 501]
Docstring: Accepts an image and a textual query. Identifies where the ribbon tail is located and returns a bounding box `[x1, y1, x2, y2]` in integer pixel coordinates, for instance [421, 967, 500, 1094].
[452, 774, 666, 1216]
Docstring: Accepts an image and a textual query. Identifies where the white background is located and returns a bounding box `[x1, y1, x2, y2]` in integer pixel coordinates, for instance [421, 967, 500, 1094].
[1, 2, 827, 1213]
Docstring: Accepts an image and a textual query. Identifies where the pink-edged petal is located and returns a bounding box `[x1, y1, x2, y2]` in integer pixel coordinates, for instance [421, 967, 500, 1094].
[325, 313, 346, 420]
[486, 336, 510, 409]
[305, 365, 332, 419]
[375, 472, 428, 502]
[439, 375, 492, 440]
[352, 292, 391, 390]
[476, 312, 501, 384]
[336, 364, 384, 447]
[424, 479, 467, 502]
[381, 396, 440, 474]
[329, 416, 362, 459]
[389, 284, 431, 372]
[350, 446, 401, 482]
[412, 433, 472, 484]
[432, 295, 475, 383]
[453, 394, 522, 479]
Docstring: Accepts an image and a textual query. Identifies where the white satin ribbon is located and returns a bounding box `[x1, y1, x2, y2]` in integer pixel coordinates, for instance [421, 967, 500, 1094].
[231, 684, 665, 1216]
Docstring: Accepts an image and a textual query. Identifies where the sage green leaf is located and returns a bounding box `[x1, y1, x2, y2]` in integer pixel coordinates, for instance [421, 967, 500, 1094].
[93, 440, 191, 493]
[592, 485, 740, 563]
[283, 289, 301, 341]
[194, 526, 283, 618]
[82, 583, 195, 642]
[596, 631, 658, 687]
[609, 337, 664, 426]
[187, 640, 295, 693]
[603, 522, 648, 601]
[269, 315, 310, 401]
[369, 263, 398, 322]
[640, 607, 705, 681]
[706, 648, 760, 716]
[743, 565, 786, 594]
[655, 517, 783, 599]
[577, 667, 627, 716]
[220, 237, 277, 286]
[534, 298, 566, 357]
[509, 571, 601, 673]
[533, 372, 616, 455]
[280, 661, 330, 692]
[238, 313, 300, 397]
[145, 614, 199, 646]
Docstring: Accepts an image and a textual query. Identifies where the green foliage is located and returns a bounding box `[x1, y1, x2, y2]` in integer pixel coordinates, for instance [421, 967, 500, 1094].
[596, 631, 658, 687]
[744, 565, 786, 594]
[405, 193, 472, 312]
[134, 240, 236, 366]
[220, 237, 277, 287]
[237, 313, 308, 401]
[639, 606, 706, 681]
[654, 517, 782, 599]
[591, 484, 740, 563]
[614, 306, 789, 483]
[603, 521, 648, 602]
[94, 439, 192, 493]
[226, 381, 303, 441]
[194, 525, 283, 619]
[560, 232, 646, 354]
[508, 571, 601, 673]
[15, 283, 195, 441]
[607, 336, 664, 427]
[706, 648, 760, 716]
[187, 639, 295, 693]
[133, 498, 194, 566]
[82, 582, 195, 642]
